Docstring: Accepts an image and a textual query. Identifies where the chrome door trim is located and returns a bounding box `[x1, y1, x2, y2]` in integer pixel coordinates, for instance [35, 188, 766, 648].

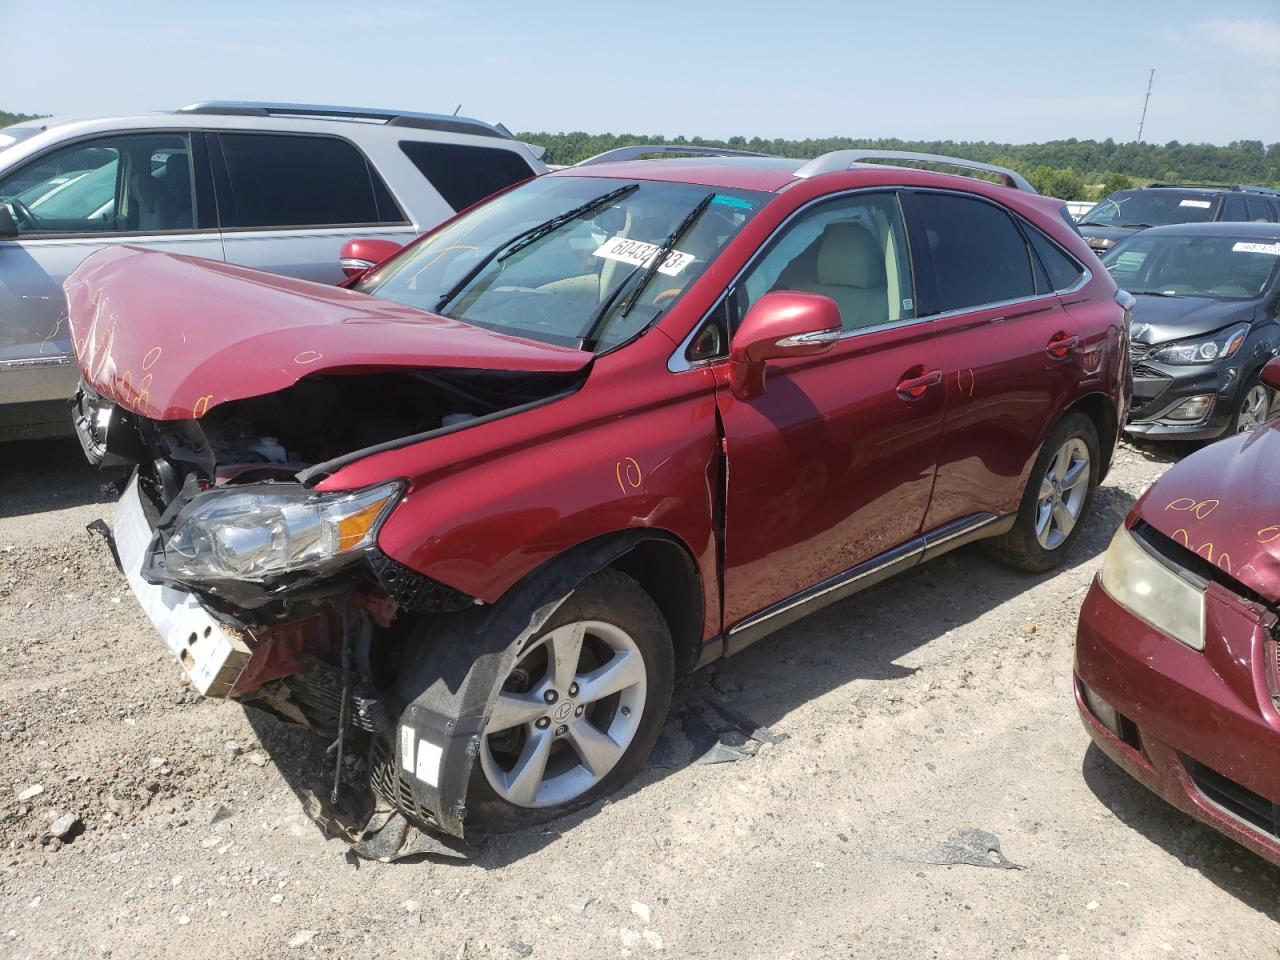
[727, 511, 1004, 639]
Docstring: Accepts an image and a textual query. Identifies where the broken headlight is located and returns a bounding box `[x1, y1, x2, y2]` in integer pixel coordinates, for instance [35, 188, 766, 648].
[161, 482, 403, 582]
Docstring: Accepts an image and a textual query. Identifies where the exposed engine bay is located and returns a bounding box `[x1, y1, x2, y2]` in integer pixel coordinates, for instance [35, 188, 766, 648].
[77, 364, 585, 854]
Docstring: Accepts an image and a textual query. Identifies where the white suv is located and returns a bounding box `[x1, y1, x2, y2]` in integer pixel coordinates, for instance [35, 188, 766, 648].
[0, 101, 546, 440]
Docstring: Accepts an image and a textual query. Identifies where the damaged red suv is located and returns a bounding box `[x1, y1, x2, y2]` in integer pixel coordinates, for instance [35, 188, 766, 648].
[1075, 359, 1280, 865]
[69, 147, 1129, 848]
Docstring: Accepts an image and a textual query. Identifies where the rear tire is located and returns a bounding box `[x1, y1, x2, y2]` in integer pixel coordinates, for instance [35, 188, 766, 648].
[465, 569, 674, 834]
[985, 411, 1100, 573]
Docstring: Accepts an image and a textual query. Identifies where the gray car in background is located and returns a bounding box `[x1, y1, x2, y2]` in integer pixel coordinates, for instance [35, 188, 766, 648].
[0, 101, 546, 440]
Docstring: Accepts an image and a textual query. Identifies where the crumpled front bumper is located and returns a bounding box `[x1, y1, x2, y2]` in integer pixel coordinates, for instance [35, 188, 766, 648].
[115, 473, 251, 696]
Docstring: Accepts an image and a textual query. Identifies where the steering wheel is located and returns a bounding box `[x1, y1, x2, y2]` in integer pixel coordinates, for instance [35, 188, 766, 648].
[6, 199, 37, 229]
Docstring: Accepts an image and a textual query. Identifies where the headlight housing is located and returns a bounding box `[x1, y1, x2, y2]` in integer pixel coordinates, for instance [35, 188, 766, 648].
[161, 481, 403, 582]
[1099, 526, 1205, 651]
[1151, 322, 1249, 365]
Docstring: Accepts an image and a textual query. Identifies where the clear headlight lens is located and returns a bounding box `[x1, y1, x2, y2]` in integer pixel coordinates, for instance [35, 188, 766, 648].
[162, 481, 402, 582]
[1151, 322, 1249, 365]
[1099, 526, 1205, 651]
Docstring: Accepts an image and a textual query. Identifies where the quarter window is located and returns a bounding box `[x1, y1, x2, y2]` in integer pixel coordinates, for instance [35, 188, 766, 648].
[913, 192, 1035, 312]
[398, 141, 536, 212]
[218, 133, 402, 228]
[1026, 225, 1084, 293]
[739, 192, 916, 332]
[1245, 198, 1275, 222]
[0, 133, 195, 236]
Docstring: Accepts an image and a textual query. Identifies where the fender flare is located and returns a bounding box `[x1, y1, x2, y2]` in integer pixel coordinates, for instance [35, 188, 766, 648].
[379, 529, 692, 838]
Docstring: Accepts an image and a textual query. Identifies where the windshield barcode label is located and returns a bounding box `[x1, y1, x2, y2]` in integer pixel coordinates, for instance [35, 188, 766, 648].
[1233, 241, 1280, 256]
[593, 236, 694, 276]
[1178, 199, 1212, 208]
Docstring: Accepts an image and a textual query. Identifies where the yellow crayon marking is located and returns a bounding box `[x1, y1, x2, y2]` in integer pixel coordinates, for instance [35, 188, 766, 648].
[1165, 497, 1218, 520]
[615, 457, 643, 496]
[294, 350, 324, 365]
[142, 346, 162, 370]
[192, 394, 213, 418]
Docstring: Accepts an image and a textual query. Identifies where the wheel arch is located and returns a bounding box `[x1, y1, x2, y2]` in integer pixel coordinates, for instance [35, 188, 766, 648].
[1065, 391, 1119, 481]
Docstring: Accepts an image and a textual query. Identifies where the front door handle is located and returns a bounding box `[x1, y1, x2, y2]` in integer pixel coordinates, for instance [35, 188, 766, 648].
[896, 368, 943, 399]
[1047, 331, 1080, 359]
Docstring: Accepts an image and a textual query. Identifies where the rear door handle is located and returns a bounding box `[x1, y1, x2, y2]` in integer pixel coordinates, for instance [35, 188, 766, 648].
[896, 368, 943, 399]
[1047, 332, 1080, 359]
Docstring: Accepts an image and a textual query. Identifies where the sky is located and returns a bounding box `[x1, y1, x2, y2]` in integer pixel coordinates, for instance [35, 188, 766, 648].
[2, 0, 1277, 145]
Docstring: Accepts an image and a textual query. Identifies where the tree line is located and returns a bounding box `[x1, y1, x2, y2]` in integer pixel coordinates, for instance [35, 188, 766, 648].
[518, 131, 1280, 200]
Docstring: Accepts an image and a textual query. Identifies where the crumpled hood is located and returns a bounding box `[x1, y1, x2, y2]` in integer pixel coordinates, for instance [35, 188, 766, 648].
[1128, 295, 1254, 345]
[65, 246, 591, 420]
[1138, 423, 1280, 600]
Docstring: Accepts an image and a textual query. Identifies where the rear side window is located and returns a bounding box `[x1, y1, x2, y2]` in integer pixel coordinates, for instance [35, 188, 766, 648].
[913, 192, 1035, 312]
[1025, 225, 1084, 293]
[399, 140, 534, 212]
[1245, 198, 1275, 222]
[1219, 196, 1249, 222]
[218, 133, 403, 228]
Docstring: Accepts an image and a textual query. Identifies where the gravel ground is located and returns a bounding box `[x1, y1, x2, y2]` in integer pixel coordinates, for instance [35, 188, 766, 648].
[1, 436, 1277, 960]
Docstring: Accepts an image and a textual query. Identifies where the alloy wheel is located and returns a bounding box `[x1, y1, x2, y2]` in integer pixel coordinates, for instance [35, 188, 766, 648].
[1035, 437, 1090, 550]
[480, 620, 647, 808]
[1236, 384, 1270, 434]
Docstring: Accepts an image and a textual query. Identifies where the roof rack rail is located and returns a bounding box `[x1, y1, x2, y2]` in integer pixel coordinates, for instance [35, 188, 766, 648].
[576, 144, 774, 166]
[176, 101, 511, 140]
[1145, 183, 1221, 190]
[794, 150, 1037, 193]
[1230, 184, 1280, 196]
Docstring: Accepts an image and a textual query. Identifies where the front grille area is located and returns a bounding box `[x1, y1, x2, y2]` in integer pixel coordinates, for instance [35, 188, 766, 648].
[369, 734, 437, 827]
[1185, 757, 1280, 842]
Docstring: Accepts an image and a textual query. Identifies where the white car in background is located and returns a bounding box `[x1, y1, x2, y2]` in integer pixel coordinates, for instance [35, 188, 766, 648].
[0, 101, 546, 440]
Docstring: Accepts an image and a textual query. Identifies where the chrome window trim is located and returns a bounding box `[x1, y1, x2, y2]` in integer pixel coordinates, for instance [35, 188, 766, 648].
[667, 186, 1092, 373]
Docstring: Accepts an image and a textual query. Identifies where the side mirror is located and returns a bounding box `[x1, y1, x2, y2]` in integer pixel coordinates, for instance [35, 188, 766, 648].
[728, 291, 842, 399]
[0, 203, 18, 239]
[339, 238, 403, 279]
[1262, 356, 1280, 392]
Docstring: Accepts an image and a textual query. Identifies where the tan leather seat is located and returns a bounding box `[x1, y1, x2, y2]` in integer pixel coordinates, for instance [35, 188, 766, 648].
[809, 222, 889, 330]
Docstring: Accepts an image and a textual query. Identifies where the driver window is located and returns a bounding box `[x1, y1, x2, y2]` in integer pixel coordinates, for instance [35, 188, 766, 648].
[739, 192, 915, 333]
[0, 134, 195, 236]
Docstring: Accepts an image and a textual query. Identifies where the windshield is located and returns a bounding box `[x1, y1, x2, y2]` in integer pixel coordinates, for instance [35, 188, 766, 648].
[357, 176, 768, 352]
[1079, 189, 1216, 228]
[1102, 233, 1280, 300]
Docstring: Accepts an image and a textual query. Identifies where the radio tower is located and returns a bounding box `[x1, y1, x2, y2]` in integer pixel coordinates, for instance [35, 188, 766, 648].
[1136, 69, 1155, 143]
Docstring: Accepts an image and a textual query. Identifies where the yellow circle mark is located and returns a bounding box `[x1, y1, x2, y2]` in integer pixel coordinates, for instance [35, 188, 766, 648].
[294, 350, 324, 365]
[192, 394, 214, 418]
[142, 346, 162, 370]
[615, 457, 643, 496]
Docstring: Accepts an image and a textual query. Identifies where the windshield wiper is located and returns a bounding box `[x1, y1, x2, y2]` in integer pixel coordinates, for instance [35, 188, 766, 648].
[1127, 289, 1177, 297]
[577, 191, 716, 352]
[1118, 223, 1153, 229]
[434, 183, 639, 314]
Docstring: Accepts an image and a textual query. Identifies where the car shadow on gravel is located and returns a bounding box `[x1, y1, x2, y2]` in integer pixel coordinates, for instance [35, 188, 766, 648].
[248, 478, 1141, 868]
[0, 437, 127, 518]
[1080, 744, 1280, 920]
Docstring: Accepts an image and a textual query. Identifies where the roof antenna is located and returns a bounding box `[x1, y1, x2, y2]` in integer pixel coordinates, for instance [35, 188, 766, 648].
[1136, 68, 1155, 143]
[452, 104, 462, 116]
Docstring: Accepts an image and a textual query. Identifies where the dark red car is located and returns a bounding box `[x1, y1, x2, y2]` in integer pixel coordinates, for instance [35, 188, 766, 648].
[68, 148, 1129, 846]
[1076, 357, 1280, 865]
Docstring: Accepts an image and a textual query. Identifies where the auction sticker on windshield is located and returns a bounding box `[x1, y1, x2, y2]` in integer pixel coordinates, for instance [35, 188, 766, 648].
[1179, 199, 1212, 208]
[594, 237, 694, 276]
[1233, 241, 1280, 256]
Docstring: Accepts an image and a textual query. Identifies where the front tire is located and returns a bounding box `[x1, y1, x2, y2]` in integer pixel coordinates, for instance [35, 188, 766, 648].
[1232, 376, 1272, 435]
[985, 411, 1100, 573]
[466, 569, 674, 833]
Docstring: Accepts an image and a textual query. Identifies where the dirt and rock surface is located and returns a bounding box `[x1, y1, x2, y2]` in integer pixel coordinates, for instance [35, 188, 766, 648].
[1, 437, 1277, 959]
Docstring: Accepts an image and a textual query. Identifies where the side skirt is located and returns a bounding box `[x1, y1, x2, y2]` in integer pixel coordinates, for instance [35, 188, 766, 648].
[722, 512, 1014, 657]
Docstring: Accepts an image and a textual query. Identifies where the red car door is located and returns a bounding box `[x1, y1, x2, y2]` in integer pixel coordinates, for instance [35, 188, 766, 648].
[711, 191, 945, 651]
[901, 190, 1084, 531]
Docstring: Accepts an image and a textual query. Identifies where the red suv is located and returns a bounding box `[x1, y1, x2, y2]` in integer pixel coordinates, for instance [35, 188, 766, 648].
[69, 148, 1130, 846]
